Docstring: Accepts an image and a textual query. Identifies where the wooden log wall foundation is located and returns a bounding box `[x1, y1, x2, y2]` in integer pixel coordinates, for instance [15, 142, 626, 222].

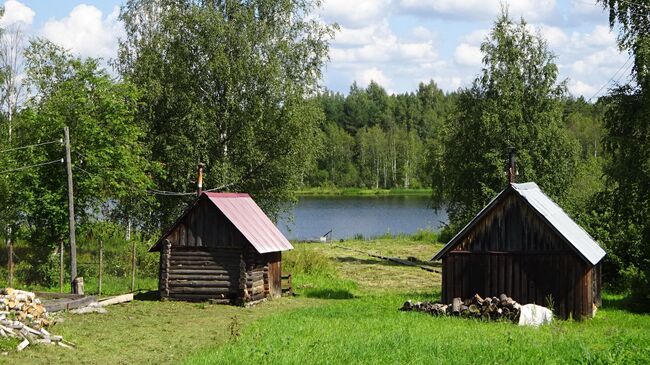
[161, 247, 241, 302]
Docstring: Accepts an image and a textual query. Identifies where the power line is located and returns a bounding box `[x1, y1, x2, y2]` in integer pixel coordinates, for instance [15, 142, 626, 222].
[0, 139, 62, 154]
[73, 165, 93, 177]
[146, 188, 196, 196]
[588, 55, 633, 101]
[0, 158, 64, 175]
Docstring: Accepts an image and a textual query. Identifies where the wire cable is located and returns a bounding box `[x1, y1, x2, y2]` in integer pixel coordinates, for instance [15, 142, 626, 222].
[588, 55, 633, 101]
[0, 139, 62, 154]
[146, 188, 196, 196]
[0, 158, 64, 175]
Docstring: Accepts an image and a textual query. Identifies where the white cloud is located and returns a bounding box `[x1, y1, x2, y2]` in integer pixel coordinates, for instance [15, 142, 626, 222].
[461, 29, 489, 45]
[334, 21, 394, 47]
[568, 79, 597, 97]
[0, 0, 35, 26]
[41, 5, 123, 59]
[320, 0, 391, 27]
[412, 26, 435, 40]
[396, 0, 556, 22]
[454, 43, 482, 66]
[356, 67, 392, 88]
[537, 25, 568, 48]
[573, 25, 616, 48]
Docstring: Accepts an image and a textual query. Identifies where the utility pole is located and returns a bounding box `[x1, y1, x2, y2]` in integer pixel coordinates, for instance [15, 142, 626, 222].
[7, 226, 12, 288]
[64, 126, 79, 293]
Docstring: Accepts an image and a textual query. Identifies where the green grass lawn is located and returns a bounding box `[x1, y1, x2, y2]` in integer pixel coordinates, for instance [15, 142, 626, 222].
[3, 237, 649, 364]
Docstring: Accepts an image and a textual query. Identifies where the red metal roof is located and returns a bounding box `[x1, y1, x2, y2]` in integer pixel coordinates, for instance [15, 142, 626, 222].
[204, 192, 293, 253]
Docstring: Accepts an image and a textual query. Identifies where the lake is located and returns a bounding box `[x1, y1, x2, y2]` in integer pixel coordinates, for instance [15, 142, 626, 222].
[277, 195, 448, 241]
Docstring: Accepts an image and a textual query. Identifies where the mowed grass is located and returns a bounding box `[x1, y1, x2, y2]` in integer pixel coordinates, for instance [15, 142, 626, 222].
[2, 294, 324, 364]
[3, 237, 650, 364]
[185, 239, 650, 364]
[16, 276, 158, 297]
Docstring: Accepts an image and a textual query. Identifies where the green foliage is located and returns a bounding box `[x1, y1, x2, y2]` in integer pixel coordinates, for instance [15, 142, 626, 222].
[0, 39, 154, 284]
[434, 11, 581, 227]
[118, 0, 334, 225]
[596, 1, 650, 302]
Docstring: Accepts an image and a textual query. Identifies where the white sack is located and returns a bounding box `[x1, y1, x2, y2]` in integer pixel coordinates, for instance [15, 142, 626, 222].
[518, 304, 553, 327]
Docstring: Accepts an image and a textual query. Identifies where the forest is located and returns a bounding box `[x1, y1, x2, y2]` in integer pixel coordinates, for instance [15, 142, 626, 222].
[305, 81, 605, 193]
[0, 0, 647, 308]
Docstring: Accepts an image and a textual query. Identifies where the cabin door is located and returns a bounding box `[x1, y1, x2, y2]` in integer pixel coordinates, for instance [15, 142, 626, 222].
[267, 253, 282, 297]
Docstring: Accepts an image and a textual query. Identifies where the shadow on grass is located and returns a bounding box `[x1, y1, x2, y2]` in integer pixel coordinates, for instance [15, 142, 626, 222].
[334, 256, 402, 266]
[134, 290, 160, 301]
[302, 289, 356, 300]
[602, 296, 650, 314]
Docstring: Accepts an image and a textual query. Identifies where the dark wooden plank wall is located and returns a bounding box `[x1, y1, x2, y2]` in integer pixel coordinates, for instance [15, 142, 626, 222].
[266, 252, 282, 298]
[441, 192, 598, 320]
[165, 199, 247, 249]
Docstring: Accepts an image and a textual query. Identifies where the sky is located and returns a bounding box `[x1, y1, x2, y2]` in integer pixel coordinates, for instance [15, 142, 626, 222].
[0, 0, 630, 99]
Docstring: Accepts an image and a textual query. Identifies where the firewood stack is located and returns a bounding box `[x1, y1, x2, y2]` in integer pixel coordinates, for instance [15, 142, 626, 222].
[0, 288, 72, 351]
[400, 293, 522, 322]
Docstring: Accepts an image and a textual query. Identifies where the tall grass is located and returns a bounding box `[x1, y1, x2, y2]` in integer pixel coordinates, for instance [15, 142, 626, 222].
[283, 246, 357, 299]
[361, 229, 440, 243]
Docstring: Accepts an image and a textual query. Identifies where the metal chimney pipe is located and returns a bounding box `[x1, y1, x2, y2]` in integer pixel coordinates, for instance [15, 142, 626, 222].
[507, 148, 516, 184]
[197, 163, 205, 196]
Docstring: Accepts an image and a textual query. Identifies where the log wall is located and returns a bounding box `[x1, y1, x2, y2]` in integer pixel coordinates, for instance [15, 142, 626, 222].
[440, 192, 599, 320]
[160, 246, 241, 303]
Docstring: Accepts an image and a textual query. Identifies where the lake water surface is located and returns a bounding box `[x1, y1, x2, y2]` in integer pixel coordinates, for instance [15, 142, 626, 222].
[277, 195, 448, 241]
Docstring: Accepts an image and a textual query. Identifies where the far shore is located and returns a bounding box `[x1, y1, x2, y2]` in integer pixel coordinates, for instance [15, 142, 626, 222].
[294, 187, 432, 196]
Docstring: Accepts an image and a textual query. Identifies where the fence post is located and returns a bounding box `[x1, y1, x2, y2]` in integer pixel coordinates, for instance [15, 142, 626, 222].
[130, 240, 136, 292]
[6, 226, 13, 288]
[98, 239, 103, 296]
[59, 239, 64, 293]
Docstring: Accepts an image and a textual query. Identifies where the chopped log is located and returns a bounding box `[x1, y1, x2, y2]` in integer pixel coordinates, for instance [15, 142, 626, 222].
[473, 294, 484, 306]
[43, 295, 97, 313]
[452, 297, 461, 315]
[469, 304, 480, 315]
[97, 293, 133, 307]
[17, 338, 29, 351]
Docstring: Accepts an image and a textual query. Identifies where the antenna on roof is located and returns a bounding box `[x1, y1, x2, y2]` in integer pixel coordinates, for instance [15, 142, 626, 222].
[197, 163, 205, 196]
[507, 148, 516, 185]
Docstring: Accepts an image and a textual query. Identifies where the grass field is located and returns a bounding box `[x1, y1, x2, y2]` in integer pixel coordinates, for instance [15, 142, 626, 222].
[3, 238, 650, 364]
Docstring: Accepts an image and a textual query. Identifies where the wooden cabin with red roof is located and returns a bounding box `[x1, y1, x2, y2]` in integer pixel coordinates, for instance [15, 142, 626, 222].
[149, 192, 293, 304]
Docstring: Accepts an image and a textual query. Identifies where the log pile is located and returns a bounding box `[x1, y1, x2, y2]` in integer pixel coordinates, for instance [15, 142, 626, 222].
[400, 293, 522, 322]
[0, 288, 72, 351]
